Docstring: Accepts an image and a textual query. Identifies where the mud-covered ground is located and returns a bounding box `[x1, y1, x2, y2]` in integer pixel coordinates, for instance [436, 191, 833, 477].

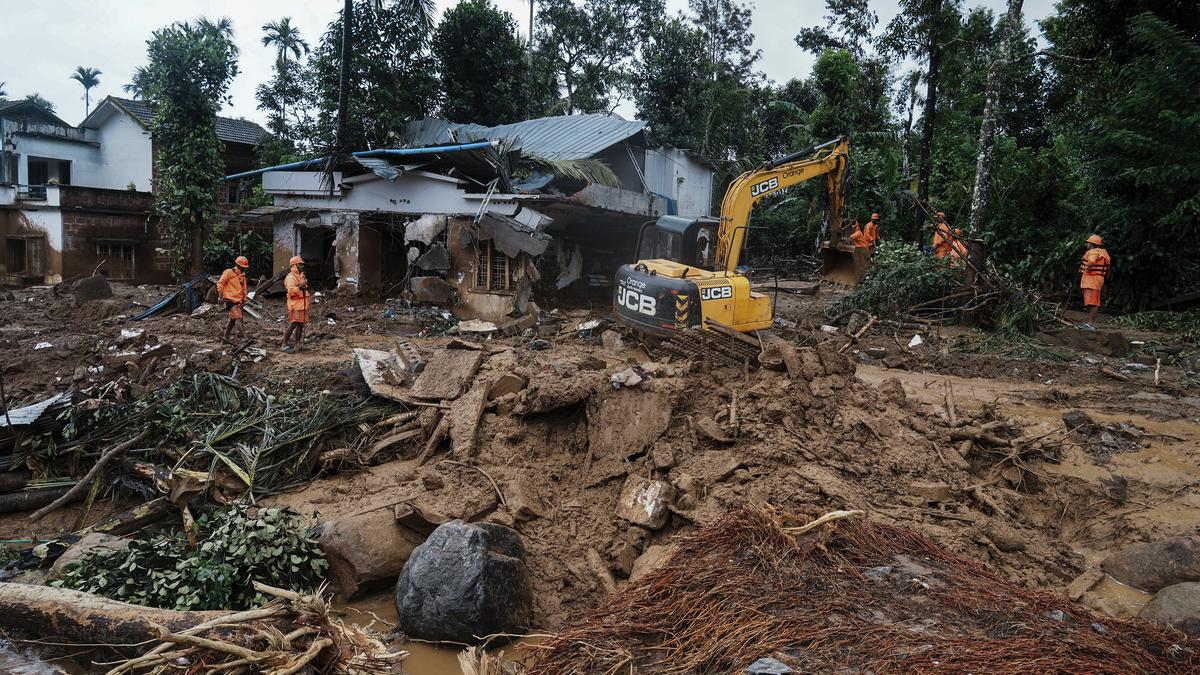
[1, 279, 1198, 638]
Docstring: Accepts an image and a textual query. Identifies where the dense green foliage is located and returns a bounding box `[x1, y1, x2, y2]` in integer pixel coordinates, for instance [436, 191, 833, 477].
[213, 0, 1199, 310]
[256, 17, 310, 145]
[133, 18, 239, 280]
[203, 225, 273, 278]
[433, 0, 530, 124]
[54, 507, 327, 611]
[828, 241, 959, 318]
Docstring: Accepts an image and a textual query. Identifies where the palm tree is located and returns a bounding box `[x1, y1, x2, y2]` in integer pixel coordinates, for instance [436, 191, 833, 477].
[23, 93, 56, 114]
[262, 17, 309, 64]
[262, 17, 310, 133]
[0, 81, 7, 99]
[70, 66, 102, 116]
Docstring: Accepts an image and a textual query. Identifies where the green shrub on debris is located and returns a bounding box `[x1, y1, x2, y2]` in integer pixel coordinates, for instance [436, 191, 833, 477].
[1113, 311, 1200, 345]
[53, 506, 327, 611]
[828, 241, 960, 319]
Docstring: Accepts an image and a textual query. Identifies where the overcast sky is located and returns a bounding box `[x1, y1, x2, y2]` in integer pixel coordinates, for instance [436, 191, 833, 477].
[1, 0, 1056, 127]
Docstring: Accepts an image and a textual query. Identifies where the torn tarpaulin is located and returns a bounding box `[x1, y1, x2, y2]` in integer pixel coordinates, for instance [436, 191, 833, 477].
[556, 242, 583, 289]
[477, 212, 551, 258]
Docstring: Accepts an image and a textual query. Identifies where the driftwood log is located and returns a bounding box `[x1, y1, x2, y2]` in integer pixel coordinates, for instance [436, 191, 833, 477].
[0, 583, 223, 645]
[0, 486, 79, 515]
[0, 470, 32, 493]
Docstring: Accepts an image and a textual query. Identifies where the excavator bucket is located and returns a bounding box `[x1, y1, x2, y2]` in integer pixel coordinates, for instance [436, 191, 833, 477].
[820, 245, 871, 286]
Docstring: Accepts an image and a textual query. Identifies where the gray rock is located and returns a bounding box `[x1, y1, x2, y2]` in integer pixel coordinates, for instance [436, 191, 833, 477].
[1102, 536, 1200, 593]
[395, 520, 532, 644]
[1138, 582, 1200, 636]
[1061, 410, 1095, 432]
[73, 275, 113, 301]
[410, 276, 454, 304]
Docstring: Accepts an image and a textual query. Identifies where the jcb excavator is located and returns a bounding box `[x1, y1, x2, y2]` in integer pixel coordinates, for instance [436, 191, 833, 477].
[614, 136, 866, 336]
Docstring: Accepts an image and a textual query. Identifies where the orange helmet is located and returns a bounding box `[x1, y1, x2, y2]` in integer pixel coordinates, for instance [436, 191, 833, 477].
[289, 255, 304, 266]
[235, 255, 249, 268]
[936, 211, 945, 218]
[870, 213, 879, 220]
[1086, 234, 1103, 246]
[954, 228, 962, 235]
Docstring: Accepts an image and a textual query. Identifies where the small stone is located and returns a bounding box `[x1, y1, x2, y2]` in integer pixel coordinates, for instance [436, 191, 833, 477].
[422, 474, 445, 491]
[1046, 609, 1066, 622]
[650, 445, 676, 471]
[629, 544, 677, 582]
[615, 476, 676, 529]
[882, 355, 910, 370]
[601, 330, 625, 350]
[1091, 622, 1108, 635]
[910, 481, 953, 504]
[1062, 410, 1095, 433]
[488, 373, 528, 401]
[746, 656, 794, 674]
[623, 525, 649, 549]
[610, 541, 640, 578]
[864, 566, 893, 582]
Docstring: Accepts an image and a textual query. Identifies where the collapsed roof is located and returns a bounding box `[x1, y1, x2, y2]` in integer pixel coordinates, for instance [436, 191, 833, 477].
[404, 115, 647, 160]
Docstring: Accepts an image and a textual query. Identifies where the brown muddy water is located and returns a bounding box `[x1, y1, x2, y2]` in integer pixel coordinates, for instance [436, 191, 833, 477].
[335, 589, 543, 674]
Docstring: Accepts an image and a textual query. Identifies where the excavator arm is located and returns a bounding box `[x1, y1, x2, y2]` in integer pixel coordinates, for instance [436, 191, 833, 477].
[714, 137, 849, 273]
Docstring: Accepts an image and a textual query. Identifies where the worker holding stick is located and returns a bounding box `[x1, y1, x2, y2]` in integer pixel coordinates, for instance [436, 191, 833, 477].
[216, 255, 249, 343]
[281, 256, 309, 353]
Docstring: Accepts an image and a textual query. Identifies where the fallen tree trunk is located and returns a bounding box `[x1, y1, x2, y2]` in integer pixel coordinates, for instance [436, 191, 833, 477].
[0, 582, 223, 646]
[0, 486, 78, 515]
[0, 470, 32, 493]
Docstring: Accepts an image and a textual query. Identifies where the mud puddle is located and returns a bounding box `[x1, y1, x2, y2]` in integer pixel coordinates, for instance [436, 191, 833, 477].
[335, 590, 541, 674]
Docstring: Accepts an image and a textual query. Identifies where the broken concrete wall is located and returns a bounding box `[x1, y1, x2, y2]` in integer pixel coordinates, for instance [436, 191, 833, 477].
[272, 210, 364, 293]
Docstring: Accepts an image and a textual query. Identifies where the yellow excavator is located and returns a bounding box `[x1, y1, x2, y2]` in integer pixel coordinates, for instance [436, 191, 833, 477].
[614, 136, 866, 335]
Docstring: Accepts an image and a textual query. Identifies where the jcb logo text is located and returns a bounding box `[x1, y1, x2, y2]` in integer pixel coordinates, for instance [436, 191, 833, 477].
[750, 177, 779, 197]
[700, 286, 733, 300]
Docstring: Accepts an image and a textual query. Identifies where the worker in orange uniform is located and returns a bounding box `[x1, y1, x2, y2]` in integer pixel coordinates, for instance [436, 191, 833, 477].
[931, 212, 953, 258]
[948, 228, 968, 261]
[281, 256, 310, 353]
[1078, 234, 1111, 331]
[216, 255, 250, 343]
[863, 212, 881, 255]
[849, 220, 871, 249]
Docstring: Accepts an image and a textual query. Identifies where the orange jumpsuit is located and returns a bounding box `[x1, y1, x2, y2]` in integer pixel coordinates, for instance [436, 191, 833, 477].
[932, 222, 953, 258]
[1079, 248, 1111, 308]
[863, 220, 879, 251]
[849, 225, 870, 248]
[216, 267, 248, 320]
[285, 266, 310, 324]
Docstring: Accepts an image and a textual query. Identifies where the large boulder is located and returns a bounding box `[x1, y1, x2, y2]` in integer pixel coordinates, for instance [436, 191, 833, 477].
[1102, 536, 1200, 593]
[395, 520, 532, 644]
[318, 510, 426, 598]
[73, 275, 113, 301]
[1138, 582, 1200, 636]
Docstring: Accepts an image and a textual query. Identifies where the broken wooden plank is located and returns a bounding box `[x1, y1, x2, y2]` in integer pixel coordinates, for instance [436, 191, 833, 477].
[448, 382, 489, 459]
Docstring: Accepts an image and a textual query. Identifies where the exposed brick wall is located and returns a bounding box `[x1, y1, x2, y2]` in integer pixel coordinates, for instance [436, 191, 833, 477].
[58, 185, 171, 283]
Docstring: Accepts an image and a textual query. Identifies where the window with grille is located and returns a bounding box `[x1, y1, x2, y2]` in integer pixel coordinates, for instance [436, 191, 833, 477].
[475, 240, 513, 292]
[431, 221, 449, 250]
[96, 241, 136, 280]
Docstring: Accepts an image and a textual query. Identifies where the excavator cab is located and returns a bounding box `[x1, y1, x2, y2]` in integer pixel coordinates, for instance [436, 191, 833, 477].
[635, 216, 719, 270]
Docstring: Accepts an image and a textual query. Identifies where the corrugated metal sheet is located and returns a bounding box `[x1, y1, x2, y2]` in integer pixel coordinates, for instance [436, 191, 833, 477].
[405, 115, 646, 160]
[0, 392, 71, 429]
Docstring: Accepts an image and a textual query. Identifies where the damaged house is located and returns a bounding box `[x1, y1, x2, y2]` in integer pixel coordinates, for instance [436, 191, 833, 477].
[237, 114, 713, 322]
[1, 96, 267, 284]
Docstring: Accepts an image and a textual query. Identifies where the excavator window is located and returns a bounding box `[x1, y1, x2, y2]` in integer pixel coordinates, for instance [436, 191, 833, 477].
[635, 216, 719, 270]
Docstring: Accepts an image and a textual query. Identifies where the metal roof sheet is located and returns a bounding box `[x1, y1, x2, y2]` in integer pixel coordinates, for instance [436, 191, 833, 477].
[0, 391, 71, 429]
[405, 115, 646, 160]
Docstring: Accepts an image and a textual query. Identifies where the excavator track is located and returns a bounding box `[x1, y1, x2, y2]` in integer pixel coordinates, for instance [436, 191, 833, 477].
[659, 320, 762, 369]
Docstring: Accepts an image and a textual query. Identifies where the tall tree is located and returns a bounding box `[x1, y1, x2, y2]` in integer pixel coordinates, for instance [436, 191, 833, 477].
[432, 0, 528, 124]
[967, 0, 1023, 233]
[257, 18, 310, 141]
[881, 0, 962, 243]
[312, 0, 438, 150]
[135, 18, 239, 278]
[0, 82, 6, 99]
[70, 67, 102, 117]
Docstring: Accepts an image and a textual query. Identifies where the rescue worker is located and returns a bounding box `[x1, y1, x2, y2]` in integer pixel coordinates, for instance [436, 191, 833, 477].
[849, 220, 871, 249]
[281, 256, 310, 353]
[931, 212, 953, 258]
[863, 212, 880, 255]
[948, 228, 968, 261]
[216, 255, 250, 343]
[1078, 234, 1111, 330]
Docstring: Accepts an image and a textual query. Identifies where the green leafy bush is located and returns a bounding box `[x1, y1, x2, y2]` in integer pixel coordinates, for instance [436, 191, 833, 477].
[1113, 311, 1200, 345]
[54, 506, 327, 611]
[203, 225, 273, 278]
[828, 241, 960, 319]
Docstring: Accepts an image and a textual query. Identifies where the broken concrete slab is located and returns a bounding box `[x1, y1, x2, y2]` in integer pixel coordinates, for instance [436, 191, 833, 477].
[410, 276, 454, 304]
[415, 245, 450, 271]
[449, 382, 489, 458]
[354, 348, 412, 402]
[616, 475, 676, 529]
[410, 349, 484, 400]
[675, 450, 743, 485]
[504, 479, 545, 522]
